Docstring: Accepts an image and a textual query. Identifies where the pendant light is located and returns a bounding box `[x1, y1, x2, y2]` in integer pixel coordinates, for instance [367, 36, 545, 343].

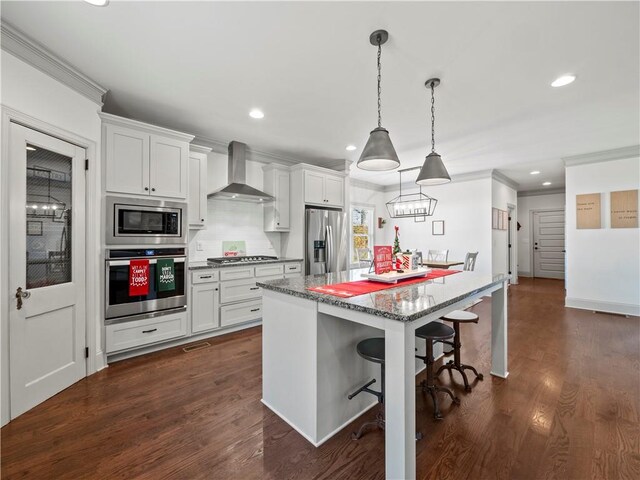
[357, 30, 400, 171]
[416, 78, 451, 185]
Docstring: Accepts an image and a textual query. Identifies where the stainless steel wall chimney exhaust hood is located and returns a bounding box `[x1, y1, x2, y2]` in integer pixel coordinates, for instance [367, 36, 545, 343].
[207, 141, 274, 203]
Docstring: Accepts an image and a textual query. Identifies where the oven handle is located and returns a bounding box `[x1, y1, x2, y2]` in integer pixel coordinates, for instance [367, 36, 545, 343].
[107, 258, 186, 266]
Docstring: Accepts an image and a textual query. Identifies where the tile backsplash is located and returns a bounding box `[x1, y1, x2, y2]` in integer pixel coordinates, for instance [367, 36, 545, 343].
[188, 198, 281, 261]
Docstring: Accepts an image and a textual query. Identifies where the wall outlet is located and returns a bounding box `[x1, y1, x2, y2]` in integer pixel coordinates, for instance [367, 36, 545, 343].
[196, 241, 205, 251]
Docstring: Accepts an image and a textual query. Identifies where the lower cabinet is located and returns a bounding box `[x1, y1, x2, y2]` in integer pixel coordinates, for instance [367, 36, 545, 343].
[188, 262, 302, 337]
[220, 299, 262, 327]
[106, 310, 188, 353]
[191, 282, 220, 333]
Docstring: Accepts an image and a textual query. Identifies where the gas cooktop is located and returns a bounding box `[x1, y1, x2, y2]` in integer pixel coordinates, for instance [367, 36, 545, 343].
[207, 255, 278, 265]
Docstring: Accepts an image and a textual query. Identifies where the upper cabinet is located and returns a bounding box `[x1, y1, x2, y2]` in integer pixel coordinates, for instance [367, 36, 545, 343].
[188, 145, 211, 229]
[303, 169, 344, 208]
[101, 113, 194, 199]
[263, 165, 290, 232]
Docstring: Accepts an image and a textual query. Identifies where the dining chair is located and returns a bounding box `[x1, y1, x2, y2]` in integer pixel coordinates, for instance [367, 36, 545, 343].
[427, 249, 449, 262]
[356, 248, 372, 268]
[463, 252, 478, 271]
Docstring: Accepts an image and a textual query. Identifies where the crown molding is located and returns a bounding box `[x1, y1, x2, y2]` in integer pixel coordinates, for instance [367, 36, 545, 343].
[189, 144, 212, 155]
[381, 169, 496, 192]
[518, 187, 565, 197]
[563, 145, 640, 167]
[349, 178, 386, 192]
[99, 112, 194, 142]
[1, 21, 107, 105]
[491, 170, 520, 190]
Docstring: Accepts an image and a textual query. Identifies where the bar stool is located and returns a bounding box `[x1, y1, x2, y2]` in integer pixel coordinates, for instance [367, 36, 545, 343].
[415, 322, 460, 419]
[438, 310, 484, 392]
[347, 337, 385, 439]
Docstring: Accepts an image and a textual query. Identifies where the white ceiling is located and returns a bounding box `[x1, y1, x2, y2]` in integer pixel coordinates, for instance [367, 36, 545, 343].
[1, 1, 638, 191]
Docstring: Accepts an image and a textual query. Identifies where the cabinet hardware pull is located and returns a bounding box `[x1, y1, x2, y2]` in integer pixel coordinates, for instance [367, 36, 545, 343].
[250, 287, 260, 290]
[214, 288, 219, 291]
[142, 328, 158, 333]
[200, 275, 212, 279]
[201, 219, 204, 222]
[250, 308, 260, 312]
[144, 187, 149, 191]
[151, 188, 156, 192]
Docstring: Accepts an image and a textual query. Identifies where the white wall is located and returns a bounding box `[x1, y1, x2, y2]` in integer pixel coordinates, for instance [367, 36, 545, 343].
[492, 179, 518, 278]
[1, 51, 103, 425]
[382, 178, 493, 276]
[188, 152, 281, 260]
[517, 193, 565, 276]
[565, 156, 640, 315]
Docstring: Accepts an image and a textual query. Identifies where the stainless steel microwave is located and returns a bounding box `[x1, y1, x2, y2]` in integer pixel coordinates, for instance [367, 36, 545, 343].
[106, 196, 187, 245]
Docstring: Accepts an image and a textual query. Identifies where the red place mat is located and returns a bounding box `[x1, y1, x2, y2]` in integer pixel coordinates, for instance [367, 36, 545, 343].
[307, 269, 461, 298]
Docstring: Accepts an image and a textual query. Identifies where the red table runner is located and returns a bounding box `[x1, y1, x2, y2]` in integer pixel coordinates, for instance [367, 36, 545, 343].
[307, 269, 461, 298]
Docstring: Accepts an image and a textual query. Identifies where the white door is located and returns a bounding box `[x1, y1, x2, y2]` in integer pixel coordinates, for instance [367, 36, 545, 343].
[324, 175, 344, 207]
[8, 123, 86, 419]
[304, 171, 325, 205]
[149, 135, 188, 198]
[533, 209, 565, 279]
[104, 124, 149, 195]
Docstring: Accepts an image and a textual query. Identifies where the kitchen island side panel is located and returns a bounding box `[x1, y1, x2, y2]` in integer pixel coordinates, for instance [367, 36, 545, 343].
[261, 290, 319, 441]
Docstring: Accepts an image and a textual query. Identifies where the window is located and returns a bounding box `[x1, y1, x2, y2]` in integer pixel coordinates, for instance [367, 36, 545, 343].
[350, 205, 375, 266]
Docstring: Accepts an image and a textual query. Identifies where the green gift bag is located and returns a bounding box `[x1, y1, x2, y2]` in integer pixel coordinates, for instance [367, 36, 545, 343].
[156, 258, 176, 292]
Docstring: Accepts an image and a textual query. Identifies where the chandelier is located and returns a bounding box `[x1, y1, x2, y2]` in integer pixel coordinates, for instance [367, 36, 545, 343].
[386, 167, 438, 219]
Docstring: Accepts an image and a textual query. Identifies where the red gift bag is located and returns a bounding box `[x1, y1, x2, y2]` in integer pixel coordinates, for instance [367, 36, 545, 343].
[129, 259, 150, 296]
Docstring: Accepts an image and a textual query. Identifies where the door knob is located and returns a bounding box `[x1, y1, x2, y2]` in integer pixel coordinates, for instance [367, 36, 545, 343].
[15, 287, 30, 310]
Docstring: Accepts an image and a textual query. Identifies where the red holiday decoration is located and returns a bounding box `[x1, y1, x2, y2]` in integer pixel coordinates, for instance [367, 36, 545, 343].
[129, 259, 150, 296]
[373, 246, 393, 274]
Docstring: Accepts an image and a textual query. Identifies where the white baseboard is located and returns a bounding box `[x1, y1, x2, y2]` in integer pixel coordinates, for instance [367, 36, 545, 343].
[518, 270, 532, 277]
[565, 297, 640, 317]
[95, 351, 108, 372]
[261, 397, 378, 447]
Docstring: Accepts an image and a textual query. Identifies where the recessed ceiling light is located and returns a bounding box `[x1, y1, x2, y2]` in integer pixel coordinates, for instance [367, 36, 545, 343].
[84, 0, 109, 6]
[249, 109, 264, 119]
[551, 74, 576, 87]
[542, 181, 552, 186]
[345, 145, 357, 151]
[530, 170, 540, 175]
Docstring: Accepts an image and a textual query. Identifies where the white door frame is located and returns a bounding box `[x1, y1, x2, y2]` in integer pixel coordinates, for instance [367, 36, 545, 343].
[1, 105, 103, 426]
[529, 207, 565, 279]
[507, 203, 518, 285]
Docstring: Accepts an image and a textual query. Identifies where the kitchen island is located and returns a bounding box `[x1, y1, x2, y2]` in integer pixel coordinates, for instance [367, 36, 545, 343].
[257, 269, 509, 480]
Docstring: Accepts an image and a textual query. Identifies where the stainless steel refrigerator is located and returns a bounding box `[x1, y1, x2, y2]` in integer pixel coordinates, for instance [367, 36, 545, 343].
[306, 208, 348, 275]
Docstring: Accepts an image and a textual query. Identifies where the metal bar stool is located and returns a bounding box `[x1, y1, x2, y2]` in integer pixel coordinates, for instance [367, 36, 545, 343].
[415, 322, 460, 419]
[347, 337, 385, 439]
[438, 310, 484, 392]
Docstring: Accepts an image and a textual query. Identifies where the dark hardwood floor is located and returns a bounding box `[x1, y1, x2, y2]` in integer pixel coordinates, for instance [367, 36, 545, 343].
[2, 278, 639, 479]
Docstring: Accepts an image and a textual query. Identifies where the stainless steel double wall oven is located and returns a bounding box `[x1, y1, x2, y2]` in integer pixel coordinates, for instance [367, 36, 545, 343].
[105, 196, 188, 323]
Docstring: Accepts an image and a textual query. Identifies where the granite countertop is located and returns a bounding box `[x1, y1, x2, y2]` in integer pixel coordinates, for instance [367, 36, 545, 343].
[188, 258, 304, 270]
[256, 269, 509, 322]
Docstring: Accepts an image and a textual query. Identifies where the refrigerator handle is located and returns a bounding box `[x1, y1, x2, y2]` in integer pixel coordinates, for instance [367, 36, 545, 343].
[325, 225, 333, 273]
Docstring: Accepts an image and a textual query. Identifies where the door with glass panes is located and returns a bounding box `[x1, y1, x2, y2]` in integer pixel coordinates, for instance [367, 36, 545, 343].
[8, 123, 86, 419]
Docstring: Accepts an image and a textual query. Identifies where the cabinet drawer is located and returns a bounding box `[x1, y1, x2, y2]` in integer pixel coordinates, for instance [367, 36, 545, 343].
[220, 267, 254, 281]
[220, 300, 262, 327]
[191, 270, 219, 284]
[284, 263, 302, 274]
[220, 278, 261, 304]
[284, 273, 302, 279]
[255, 264, 284, 277]
[106, 311, 187, 353]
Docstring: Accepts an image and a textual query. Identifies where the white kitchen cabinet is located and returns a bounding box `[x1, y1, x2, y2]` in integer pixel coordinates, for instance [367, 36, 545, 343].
[263, 165, 291, 232]
[105, 310, 187, 353]
[220, 278, 262, 304]
[100, 112, 193, 199]
[104, 124, 149, 196]
[188, 145, 211, 229]
[255, 264, 284, 278]
[303, 170, 345, 208]
[190, 269, 220, 334]
[220, 300, 262, 327]
[191, 282, 220, 333]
